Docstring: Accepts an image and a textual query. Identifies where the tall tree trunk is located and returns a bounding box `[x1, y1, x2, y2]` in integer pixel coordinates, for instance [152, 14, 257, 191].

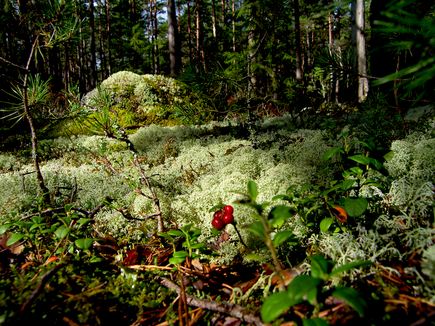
[167, 0, 180, 75]
[89, 0, 97, 88]
[294, 0, 302, 82]
[187, 0, 193, 62]
[352, 0, 368, 102]
[211, 0, 217, 39]
[106, 0, 112, 76]
[232, 0, 236, 52]
[153, 0, 159, 74]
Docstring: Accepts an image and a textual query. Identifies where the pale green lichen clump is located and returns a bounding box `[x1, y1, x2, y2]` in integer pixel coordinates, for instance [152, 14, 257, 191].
[0, 112, 434, 278]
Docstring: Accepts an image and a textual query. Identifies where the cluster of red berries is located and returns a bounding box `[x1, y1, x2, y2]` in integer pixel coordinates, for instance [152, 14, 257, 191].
[212, 205, 234, 230]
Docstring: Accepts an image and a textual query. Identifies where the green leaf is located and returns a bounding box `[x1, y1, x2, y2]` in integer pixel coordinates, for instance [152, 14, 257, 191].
[308, 255, 330, 279]
[169, 257, 186, 264]
[247, 181, 258, 201]
[157, 232, 174, 241]
[350, 166, 364, 175]
[30, 216, 45, 224]
[269, 206, 293, 226]
[190, 243, 206, 249]
[76, 218, 94, 228]
[0, 224, 13, 235]
[348, 155, 371, 165]
[341, 179, 356, 191]
[173, 251, 189, 258]
[247, 221, 267, 239]
[273, 230, 293, 247]
[344, 198, 368, 217]
[272, 194, 291, 201]
[287, 274, 322, 301]
[55, 225, 72, 239]
[332, 287, 367, 317]
[167, 230, 185, 237]
[303, 318, 329, 326]
[14, 221, 33, 229]
[322, 147, 344, 161]
[29, 223, 48, 231]
[181, 223, 194, 232]
[6, 233, 26, 246]
[75, 238, 94, 250]
[261, 291, 292, 323]
[330, 261, 372, 278]
[383, 151, 395, 162]
[208, 204, 225, 213]
[369, 157, 383, 170]
[320, 218, 334, 232]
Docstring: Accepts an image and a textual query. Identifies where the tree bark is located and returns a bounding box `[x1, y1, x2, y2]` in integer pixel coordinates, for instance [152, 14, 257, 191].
[352, 0, 368, 102]
[89, 0, 97, 88]
[167, 0, 180, 75]
[294, 0, 302, 82]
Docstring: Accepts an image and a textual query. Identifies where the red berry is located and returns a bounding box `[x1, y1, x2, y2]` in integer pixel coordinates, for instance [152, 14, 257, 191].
[222, 213, 234, 224]
[212, 218, 225, 230]
[214, 210, 224, 220]
[223, 205, 234, 214]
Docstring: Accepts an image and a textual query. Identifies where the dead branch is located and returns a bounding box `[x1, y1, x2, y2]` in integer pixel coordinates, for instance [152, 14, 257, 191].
[157, 276, 268, 326]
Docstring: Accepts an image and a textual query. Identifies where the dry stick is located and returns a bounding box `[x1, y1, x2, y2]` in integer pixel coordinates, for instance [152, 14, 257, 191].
[156, 276, 268, 326]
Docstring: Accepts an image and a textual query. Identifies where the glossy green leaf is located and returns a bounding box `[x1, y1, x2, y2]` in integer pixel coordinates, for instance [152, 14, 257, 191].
[273, 230, 293, 247]
[383, 151, 395, 162]
[247, 180, 258, 201]
[76, 218, 94, 228]
[167, 230, 185, 237]
[320, 218, 334, 232]
[350, 166, 364, 175]
[0, 224, 13, 235]
[341, 179, 356, 191]
[261, 291, 292, 323]
[169, 257, 186, 264]
[6, 233, 26, 246]
[369, 157, 383, 170]
[330, 261, 372, 278]
[75, 238, 94, 250]
[332, 287, 367, 317]
[31, 216, 45, 224]
[173, 251, 189, 258]
[303, 318, 329, 326]
[157, 232, 174, 241]
[344, 198, 368, 217]
[30, 223, 48, 231]
[14, 221, 33, 229]
[181, 223, 193, 232]
[269, 206, 293, 226]
[208, 204, 225, 213]
[287, 274, 321, 300]
[188, 243, 204, 250]
[55, 225, 72, 239]
[247, 221, 267, 239]
[308, 255, 330, 279]
[322, 147, 344, 161]
[272, 194, 291, 201]
[348, 155, 371, 165]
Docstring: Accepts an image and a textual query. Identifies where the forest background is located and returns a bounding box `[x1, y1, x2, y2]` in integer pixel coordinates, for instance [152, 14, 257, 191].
[1, 0, 435, 128]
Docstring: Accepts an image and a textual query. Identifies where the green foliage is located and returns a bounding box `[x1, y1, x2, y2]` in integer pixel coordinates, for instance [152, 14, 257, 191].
[261, 255, 371, 323]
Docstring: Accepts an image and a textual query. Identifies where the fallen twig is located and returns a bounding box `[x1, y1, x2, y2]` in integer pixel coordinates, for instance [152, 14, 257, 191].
[156, 276, 268, 326]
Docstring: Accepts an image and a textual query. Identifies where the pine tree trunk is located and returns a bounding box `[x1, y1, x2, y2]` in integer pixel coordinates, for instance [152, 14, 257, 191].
[352, 0, 368, 102]
[89, 0, 97, 88]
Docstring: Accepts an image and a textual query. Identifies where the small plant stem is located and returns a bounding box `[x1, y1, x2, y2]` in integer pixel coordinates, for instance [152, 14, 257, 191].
[231, 223, 251, 254]
[258, 215, 285, 291]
